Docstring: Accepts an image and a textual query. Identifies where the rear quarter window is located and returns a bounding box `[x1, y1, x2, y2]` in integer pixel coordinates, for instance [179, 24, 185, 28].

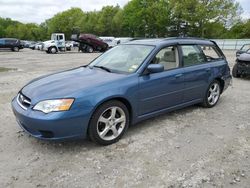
[200, 45, 223, 62]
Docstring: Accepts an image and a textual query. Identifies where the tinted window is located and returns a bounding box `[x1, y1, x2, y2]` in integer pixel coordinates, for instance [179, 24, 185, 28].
[5, 39, 17, 44]
[57, 35, 63, 40]
[0, 39, 5, 45]
[181, 45, 205, 67]
[153, 46, 179, 70]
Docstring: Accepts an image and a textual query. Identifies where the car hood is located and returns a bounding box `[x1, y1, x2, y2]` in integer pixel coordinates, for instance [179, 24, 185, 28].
[237, 53, 250, 61]
[43, 40, 54, 44]
[21, 67, 126, 104]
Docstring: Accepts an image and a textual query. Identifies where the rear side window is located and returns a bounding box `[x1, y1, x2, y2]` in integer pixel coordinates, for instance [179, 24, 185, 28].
[181, 45, 223, 67]
[181, 45, 205, 67]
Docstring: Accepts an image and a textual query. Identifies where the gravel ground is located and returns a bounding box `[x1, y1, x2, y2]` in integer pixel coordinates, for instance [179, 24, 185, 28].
[0, 48, 249, 188]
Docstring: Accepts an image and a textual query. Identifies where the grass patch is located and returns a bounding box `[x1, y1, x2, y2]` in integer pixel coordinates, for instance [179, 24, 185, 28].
[0, 67, 17, 72]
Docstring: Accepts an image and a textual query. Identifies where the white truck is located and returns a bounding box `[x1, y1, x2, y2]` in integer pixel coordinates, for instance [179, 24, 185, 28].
[43, 33, 66, 54]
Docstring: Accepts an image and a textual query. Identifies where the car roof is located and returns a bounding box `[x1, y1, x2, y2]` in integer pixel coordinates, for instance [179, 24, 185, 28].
[127, 37, 215, 46]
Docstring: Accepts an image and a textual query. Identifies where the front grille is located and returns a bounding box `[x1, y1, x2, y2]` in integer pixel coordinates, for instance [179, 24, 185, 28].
[238, 60, 250, 67]
[17, 93, 31, 110]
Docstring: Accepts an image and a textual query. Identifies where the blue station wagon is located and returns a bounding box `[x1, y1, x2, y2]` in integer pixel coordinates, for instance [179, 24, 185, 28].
[12, 38, 232, 145]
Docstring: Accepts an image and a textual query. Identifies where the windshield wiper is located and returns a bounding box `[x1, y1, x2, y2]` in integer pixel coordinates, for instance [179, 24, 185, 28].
[93, 65, 111, 72]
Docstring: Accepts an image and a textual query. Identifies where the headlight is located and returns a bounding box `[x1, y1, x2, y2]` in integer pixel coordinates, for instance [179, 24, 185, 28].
[33, 99, 74, 114]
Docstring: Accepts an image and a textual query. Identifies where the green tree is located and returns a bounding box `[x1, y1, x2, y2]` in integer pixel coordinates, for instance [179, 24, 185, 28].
[169, 0, 242, 37]
[122, 0, 171, 37]
[46, 8, 85, 39]
[96, 5, 121, 36]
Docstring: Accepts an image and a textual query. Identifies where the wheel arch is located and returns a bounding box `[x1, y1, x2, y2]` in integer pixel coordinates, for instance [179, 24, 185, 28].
[48, 46, 58, 52]
[90, 96, 134, 126]
[214, 77, 225, 93]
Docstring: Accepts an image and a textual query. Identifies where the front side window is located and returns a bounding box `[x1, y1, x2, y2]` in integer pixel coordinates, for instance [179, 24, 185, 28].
[0, 39, 5, 45]
[89, 44, 154, 74]
[152, 46, 179, 70]
[181, 45, 205, 67]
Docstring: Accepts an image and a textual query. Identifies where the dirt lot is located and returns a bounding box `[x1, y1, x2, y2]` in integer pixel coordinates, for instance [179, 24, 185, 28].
[0, 48, 249, 188]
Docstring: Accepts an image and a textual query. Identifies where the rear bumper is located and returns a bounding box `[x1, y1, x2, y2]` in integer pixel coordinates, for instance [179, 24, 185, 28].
[222, 74, 232, 92]
[11, 96, 93, 141]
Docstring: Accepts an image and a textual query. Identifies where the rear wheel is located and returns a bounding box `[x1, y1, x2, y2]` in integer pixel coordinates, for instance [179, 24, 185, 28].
[87, 46, 94, 53]
[88, 100, 129, 145]
[232, 64, 240, 78]
[12, 47, 19, 52]
[202, 80, 221, 108]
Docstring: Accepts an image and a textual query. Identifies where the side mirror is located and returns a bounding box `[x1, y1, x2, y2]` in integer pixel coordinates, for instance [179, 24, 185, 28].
[147, 64, 164, 74]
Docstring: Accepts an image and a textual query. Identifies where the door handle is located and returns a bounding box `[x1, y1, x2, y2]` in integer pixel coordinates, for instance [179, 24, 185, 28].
[175, 73, 183, 78]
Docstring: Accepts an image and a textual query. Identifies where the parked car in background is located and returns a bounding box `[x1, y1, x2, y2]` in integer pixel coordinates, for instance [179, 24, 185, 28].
[35, 42, 44, 50]
[236, 44, 250, 57]
[22, 40, 31, 48]
[233, 52, 250, 77]
[71, 33, 108, 53]
[116, 37, 133, 44]
[29, 42, 37, 50]
[100, 36, 119, 48]
[0, 38, 23, 52]
[65, 41, 74, 51]
[11, 38, 231, 145]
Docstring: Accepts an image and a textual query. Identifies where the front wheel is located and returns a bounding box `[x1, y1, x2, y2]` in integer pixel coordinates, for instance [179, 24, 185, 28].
[232, 64, 240, 78]
[88, 100, 129, 145]
[49, 47, 57, 54]
[202, 80, 221, 108]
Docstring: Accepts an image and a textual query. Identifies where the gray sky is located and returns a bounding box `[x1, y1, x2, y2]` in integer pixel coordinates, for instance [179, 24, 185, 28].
[0, 0, 249, 24]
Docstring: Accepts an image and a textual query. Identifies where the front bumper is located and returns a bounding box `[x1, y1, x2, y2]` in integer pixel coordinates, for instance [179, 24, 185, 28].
[237, 64, 250, 75]
[11, 96, 93, 141]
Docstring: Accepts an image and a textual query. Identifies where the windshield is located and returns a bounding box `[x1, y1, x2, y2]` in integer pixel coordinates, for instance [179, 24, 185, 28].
[89, 44, 154, 74]
[241, 44, 250, 51]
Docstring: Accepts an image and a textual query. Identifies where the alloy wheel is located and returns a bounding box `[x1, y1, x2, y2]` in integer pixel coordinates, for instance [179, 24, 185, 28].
[207, 83, 220, 105]
[96, 106, 126, 141]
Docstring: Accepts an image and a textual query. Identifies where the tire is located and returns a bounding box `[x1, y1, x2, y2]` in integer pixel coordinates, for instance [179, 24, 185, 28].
[12, 47, 19, 52]
[87, 46, 94, 53]
[88, 100, 129, 145]
[202, 80, 221, 108]
[49, 47, 57, 54]
[232, 64, 240, 78]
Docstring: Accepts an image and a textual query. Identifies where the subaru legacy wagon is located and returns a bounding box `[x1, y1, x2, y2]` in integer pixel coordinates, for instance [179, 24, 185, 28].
[12, 38, 232, 145]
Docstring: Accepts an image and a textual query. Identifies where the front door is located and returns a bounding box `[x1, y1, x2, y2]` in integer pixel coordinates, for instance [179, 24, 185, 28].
[138, 46, 184, 115]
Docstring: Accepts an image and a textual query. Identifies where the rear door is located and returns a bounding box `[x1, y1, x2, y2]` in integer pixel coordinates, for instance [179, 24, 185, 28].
[138, 45, 185, 115]
[181, 45, 211, 102]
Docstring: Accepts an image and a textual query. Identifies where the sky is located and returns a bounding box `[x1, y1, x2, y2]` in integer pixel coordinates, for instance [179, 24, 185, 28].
[0, 0, 249, 24]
